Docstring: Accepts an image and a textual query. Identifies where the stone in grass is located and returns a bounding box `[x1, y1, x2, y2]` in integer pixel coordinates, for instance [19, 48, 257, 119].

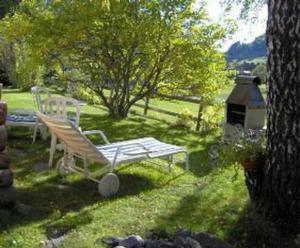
[43, 226, 72, 248]
[47, 226, 71, 240]
[146, 229, 170, 240]
[173, 235, 186, 247]
[158, 240, 175, 248]
[119, 235, 145, 248]
[12, 148, 27, 158]
[185, 237, 202, 248]
[32, 162, 49, 172]
[173, 229, 192, 239]
[144, 239, 159, 248]
[101, 236, 123, 247]
[145, 239, 175, 248]
[192, 232, 232, 248]
[42, 236, 65, 248]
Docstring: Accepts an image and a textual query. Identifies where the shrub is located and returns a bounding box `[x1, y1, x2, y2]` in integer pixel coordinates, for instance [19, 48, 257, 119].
[173, 108, 194, 129]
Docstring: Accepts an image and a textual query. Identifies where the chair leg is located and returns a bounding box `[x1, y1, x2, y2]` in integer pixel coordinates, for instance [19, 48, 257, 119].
[49, 134, 57, 168]
[167, 155, 173, 172]
[32, 120, 39, 143]
[32, 126, 37, 143]
[41, 126, 48, 140]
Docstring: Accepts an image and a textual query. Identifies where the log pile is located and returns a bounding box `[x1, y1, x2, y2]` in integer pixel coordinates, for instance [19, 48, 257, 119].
[0, 101, 15, 208]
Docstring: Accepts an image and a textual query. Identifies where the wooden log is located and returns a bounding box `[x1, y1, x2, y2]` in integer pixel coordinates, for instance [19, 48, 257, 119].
[0, 126, 7, 152]
[0, 169, 13, 187]
[135, 103, 179, 117]
[0, 152, 10, 169]
[134, 103, 198, 121]
[157, 93, 201, 103]
[0, 186, 16, 208]
[0, 101, 7, 126]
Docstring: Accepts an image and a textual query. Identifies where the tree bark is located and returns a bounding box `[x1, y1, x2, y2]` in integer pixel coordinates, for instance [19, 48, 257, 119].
[258, 0, 300, 231]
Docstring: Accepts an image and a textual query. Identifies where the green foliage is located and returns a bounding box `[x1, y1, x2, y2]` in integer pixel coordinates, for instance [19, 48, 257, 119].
[218, 129, 266, 166]
[252, 63, 267, 83]
[0, 0, 20, 19]
[74, 84, 101, 105]
[173, 108, 194, 128]
[0, 0, 232, 118]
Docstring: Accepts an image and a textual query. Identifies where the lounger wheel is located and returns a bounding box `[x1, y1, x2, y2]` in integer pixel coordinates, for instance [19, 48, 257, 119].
[98, 173, 120, 197]
[56, 158, 70, 176]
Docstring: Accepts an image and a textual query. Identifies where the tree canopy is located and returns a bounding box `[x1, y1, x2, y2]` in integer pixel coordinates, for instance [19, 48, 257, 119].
[0, 0, 232, 118]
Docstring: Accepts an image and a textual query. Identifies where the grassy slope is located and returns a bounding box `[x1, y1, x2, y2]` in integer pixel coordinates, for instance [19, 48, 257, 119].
[238, 56, 267, 65]
[0, 89, 294, 248]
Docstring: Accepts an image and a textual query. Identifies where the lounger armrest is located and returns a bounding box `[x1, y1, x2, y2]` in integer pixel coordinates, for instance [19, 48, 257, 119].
[82, 130, 110, 144]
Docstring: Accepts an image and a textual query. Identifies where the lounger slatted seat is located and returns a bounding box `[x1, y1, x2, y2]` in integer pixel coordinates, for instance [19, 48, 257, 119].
[37, 112, 189, 197]
[96, 138, 185, 164]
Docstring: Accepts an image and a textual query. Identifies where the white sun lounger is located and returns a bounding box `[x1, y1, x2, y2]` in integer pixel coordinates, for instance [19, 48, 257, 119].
[37, 112, 189, 197]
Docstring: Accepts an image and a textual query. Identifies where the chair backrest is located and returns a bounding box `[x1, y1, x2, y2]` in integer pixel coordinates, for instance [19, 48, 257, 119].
[31, 86, 52, 112]
[37, 112, 108, 163]
[42, 96, 81, 126]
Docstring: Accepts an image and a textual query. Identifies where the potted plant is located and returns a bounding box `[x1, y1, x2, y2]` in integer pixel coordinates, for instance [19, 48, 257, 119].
[209, 128, 266, 171]
[232, 129, 266, 170]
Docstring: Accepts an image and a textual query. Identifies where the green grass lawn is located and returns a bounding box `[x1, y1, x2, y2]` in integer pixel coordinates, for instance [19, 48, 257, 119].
[0, 89, 295, 248]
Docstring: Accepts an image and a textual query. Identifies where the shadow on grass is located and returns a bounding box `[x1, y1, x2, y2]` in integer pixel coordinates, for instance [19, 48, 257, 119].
[149, 185, 297, 248]
[225, 204, 297, 248]
[2, 109, 225, 237]
[0, 172, 157, 232]
[79, 112, 220, 177]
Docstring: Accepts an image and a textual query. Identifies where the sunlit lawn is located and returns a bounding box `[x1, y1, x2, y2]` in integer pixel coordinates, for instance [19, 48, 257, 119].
[0, 89, 295, 248]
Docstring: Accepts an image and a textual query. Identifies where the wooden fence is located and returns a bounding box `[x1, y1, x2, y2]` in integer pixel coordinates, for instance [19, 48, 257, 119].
[134, 93, 204, 131]
[102, 86, 204, 131]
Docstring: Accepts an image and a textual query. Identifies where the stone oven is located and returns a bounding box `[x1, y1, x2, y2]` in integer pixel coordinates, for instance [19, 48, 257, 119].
[224, 74, 266, 138]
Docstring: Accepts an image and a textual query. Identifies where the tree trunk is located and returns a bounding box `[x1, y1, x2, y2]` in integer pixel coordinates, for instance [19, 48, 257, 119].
[249, 0, 300, 231]
[108, 104, 129, 119]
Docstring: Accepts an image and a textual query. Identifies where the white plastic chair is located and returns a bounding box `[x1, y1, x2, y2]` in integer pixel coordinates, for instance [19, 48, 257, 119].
[37, 112, 189, 197]
[6, 86, 51, 142]
[31, 86, 52, 112]
[42, 96, 81, 168]
[31, 86, 52, 142]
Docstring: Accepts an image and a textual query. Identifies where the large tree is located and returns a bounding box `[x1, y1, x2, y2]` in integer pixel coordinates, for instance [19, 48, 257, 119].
[0, 0, 231, 118]
[224, 0, 300, 231]
[262, 0, 300, 231]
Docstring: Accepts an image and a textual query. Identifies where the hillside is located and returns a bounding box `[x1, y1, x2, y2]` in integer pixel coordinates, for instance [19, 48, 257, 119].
[226, 35, 267, 62]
